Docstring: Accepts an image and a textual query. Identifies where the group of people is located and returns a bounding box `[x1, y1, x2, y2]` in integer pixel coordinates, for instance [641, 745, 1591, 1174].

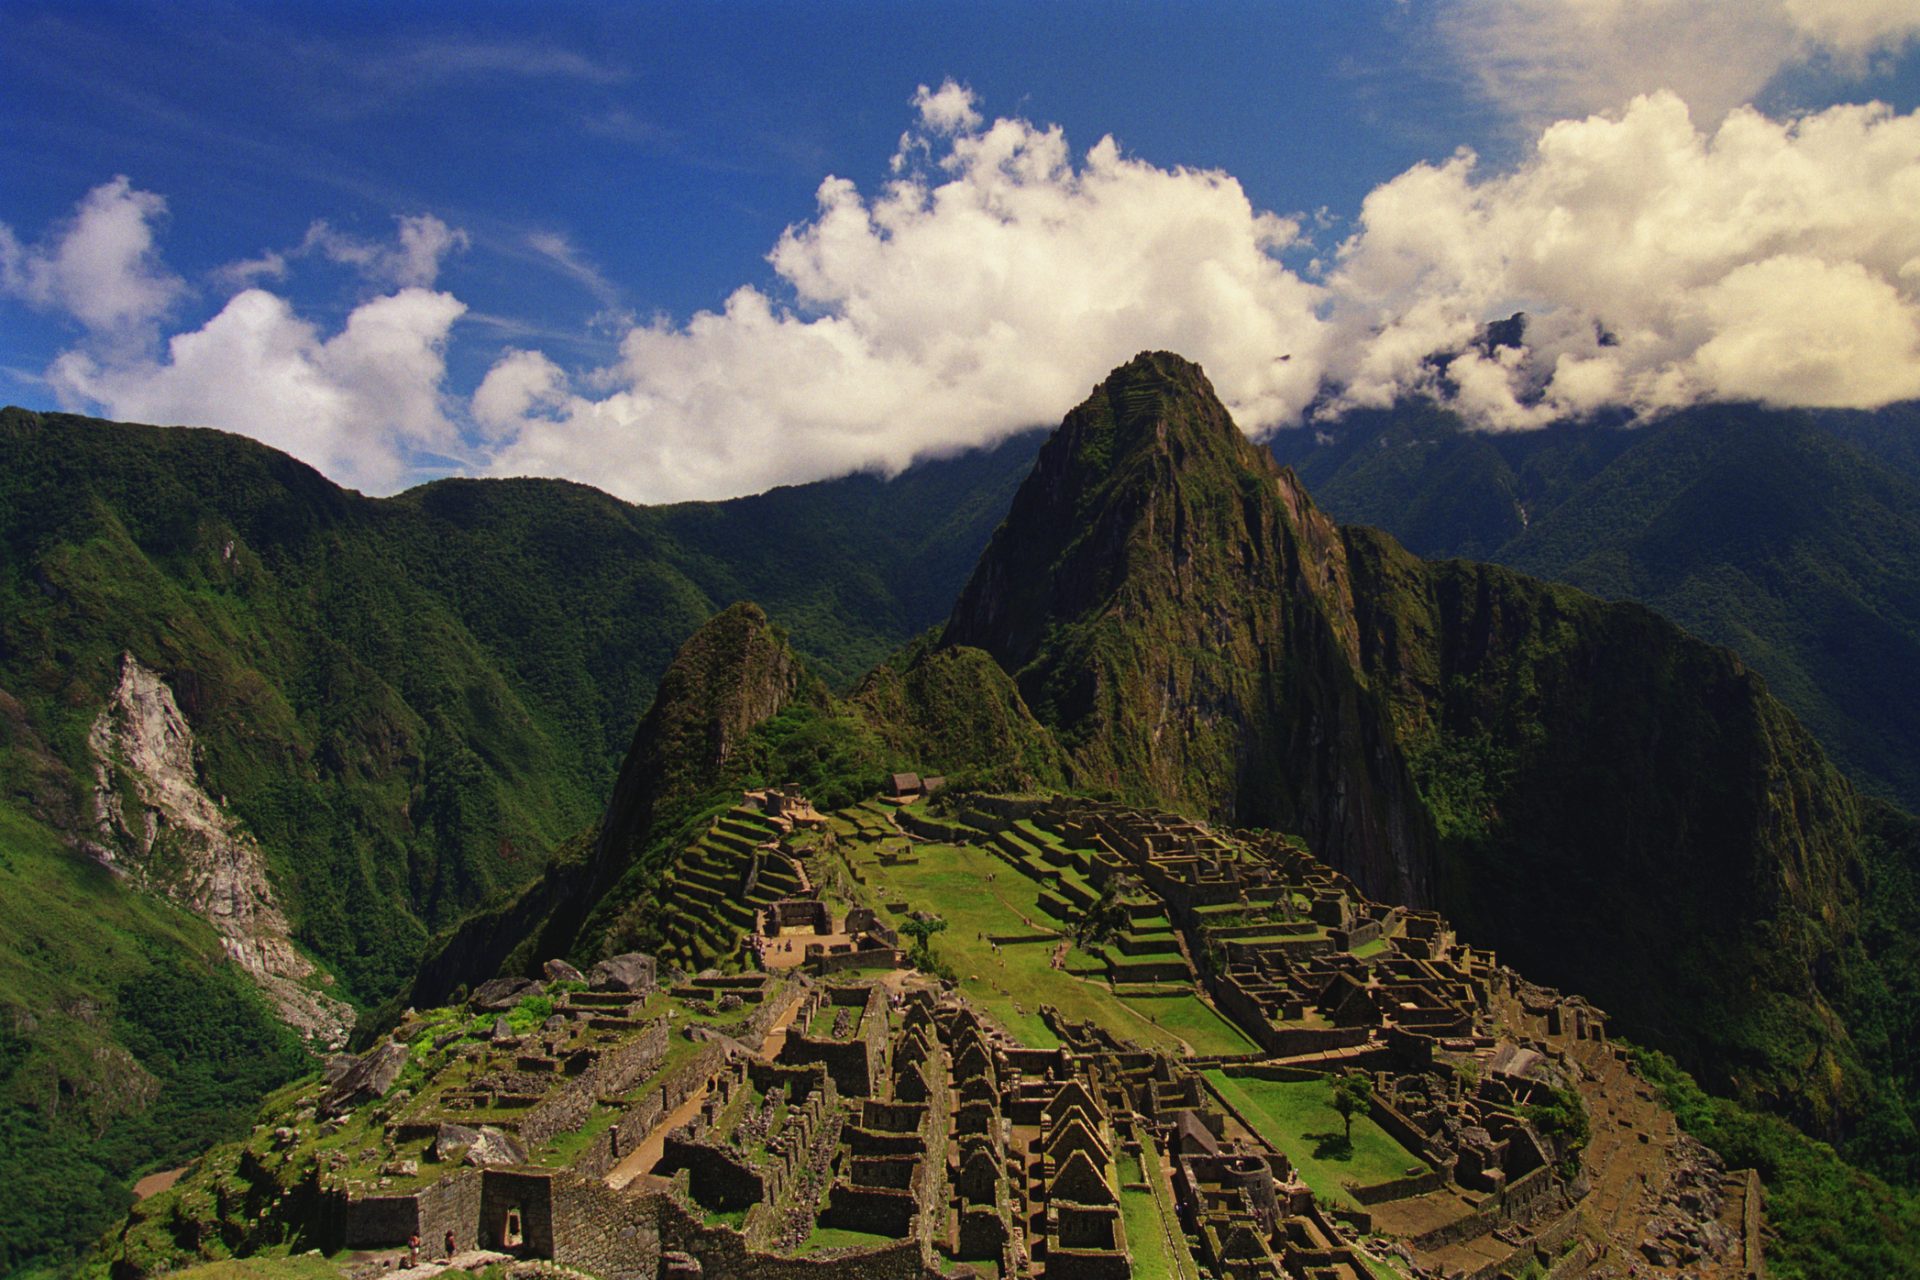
[394, 1230, 457, 1269]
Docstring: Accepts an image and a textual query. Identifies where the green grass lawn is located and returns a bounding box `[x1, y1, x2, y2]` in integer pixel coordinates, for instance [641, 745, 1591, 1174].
[164, 1257, 344, 1280]
[1203, 1072, 1427, 1208]
[847, 838, 1200, 1051]
[796, 1224, 898, 1254]
[1134, 1136, 1201, 1280]
[1117, 991, 1260, 1056]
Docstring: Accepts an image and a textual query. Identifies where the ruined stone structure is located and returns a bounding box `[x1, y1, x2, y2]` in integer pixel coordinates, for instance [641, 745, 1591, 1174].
[212, 788, 1764, 1280]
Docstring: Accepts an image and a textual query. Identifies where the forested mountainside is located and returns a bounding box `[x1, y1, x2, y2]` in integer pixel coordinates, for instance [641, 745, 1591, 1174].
[0, 407, 1038, 1276]
[1269, 399, 1920, 812]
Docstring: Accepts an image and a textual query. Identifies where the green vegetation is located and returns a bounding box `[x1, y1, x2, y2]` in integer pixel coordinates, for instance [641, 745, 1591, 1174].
[0, 406, 1034, 1279]
[1332, 1070, 1374, 1143]
[898, 912, 949, 973]
[1205, 1072, 1425, 1208]
[1630, 1044, 1920, 1280]
[1272, 399, 1920, 815]
[0, 805, 311, 1279]
[152, 1257, 342, 1280]
[936, 355, 1920, 1202]
[796, 1225, 896, 1255]
[1521, 1083, 1590, 1179]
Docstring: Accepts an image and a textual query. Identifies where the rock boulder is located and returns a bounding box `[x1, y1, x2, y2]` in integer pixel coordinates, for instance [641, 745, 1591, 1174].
[589, 952, 656, 993]
[318, 1041, 410, 1117]
[469, 976, 541, 1012]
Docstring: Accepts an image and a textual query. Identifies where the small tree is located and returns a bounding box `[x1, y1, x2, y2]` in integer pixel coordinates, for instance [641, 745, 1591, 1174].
[1331, 1071, 1374, 1142]
[1072, 876, 1136, 948]
[899, 912, 949, 970]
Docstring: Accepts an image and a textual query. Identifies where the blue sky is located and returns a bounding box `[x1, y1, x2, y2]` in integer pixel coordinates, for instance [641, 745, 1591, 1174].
[5, 1, 1920, 501]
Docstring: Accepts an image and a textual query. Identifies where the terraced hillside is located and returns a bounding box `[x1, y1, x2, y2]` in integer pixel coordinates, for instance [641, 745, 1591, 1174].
[102, 785, 1769, 1280]
[650, 804, 807, 974]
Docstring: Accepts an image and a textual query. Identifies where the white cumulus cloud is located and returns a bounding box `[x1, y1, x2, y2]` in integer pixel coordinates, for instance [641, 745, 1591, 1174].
[9, 181, 470, 493]
[478, 81, 1329, 501]
[1323, 92, 1920, 423]
[0, 176, 184, 339]
[50, 287, 467, 491]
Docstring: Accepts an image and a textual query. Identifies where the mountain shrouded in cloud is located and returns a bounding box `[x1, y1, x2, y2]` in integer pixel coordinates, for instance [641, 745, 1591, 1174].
[6, 81, 1920, 501]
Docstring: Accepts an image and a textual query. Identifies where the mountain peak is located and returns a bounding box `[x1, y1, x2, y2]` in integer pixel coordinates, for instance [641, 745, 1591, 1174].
[943, 354, 1431, 902]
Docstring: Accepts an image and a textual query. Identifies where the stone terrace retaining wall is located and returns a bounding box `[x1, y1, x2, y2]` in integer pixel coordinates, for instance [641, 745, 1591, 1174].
[550, 1174, 661, 1280]
[656, 1191, 925, 1280]
[521, 1020, 670, 1149]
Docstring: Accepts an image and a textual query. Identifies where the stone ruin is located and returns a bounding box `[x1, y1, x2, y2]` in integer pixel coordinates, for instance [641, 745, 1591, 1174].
[227, 787, 1767, 1280]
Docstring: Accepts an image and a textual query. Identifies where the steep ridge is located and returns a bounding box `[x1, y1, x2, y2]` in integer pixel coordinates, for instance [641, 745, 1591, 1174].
[1270, 399, 1920, 810]
[87, 652, 353, 1047]
[943, 352, 1433, 904]
[0, 407, 1035, 1279]
[405, 603, 816, 1005]
[407, 610, 1068, 1007]
[941, 351, 1918, 1151]
[0, 407, 1035, 1004]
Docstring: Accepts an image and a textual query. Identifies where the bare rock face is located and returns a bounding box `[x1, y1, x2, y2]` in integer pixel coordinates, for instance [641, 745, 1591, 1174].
[542, 958, 585, 984]
[589, 952, 656, 992]
[89, 653, 353, 1048]
[432, 1121, 525, 1167]
[469, 976, 541, 1011]
[318, 1041, 410, 1117]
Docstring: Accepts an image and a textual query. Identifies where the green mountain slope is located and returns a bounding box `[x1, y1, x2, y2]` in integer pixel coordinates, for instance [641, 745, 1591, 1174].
[1270, 401, 1920, 810]
[0, 408, 1038, 1280]
[405, 605, 1065, 1006]
[0, 406, 1038, 1001]
[942, 353, 1433, 904]
[941, 352, 1920, 1168]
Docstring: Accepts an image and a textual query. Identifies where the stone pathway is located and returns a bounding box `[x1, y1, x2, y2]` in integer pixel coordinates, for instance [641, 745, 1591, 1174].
[131, 1166, 187, 1202]
[603, 983, 809, 1191]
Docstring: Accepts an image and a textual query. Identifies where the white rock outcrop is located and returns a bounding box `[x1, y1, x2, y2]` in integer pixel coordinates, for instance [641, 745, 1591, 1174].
[89, 652, 353, 1048]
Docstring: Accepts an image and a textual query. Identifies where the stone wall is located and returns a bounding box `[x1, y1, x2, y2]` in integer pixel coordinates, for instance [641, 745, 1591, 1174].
[655, 1191, 926, 1280]
[1345, 1167, 1447, 1204]
[549, 1174, 661, 1280]
[481, 1170, 555, 1256]
[811, 945, 904, 976]
[342, 1195, 422, 1249]
[658, 1135, 768, 1210]
[520, 1019, 670, 1149]
[417, 1170, 484, 1253]
[596, 1041, 727, 1177]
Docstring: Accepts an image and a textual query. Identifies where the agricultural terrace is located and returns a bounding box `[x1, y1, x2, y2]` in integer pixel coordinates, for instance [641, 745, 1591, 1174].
[823, 803, 1255, 1055]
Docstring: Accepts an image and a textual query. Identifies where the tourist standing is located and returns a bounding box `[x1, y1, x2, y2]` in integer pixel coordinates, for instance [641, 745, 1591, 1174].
[444, 1229, 456, 1259]
[408, 1233, 420, 1267]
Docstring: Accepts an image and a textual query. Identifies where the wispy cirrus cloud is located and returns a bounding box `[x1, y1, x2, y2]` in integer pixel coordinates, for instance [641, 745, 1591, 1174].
[524, 231, 623, 310]
[1434, 0, 1920, 130]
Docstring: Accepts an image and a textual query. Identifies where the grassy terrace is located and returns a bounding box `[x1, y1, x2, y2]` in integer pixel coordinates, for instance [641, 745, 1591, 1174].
[1203, 1072, 1428, 1208]
[1119, 1141, 1200, 1280]
[834, 818, 1254, 1055]
[797, 1225, 897, 1255]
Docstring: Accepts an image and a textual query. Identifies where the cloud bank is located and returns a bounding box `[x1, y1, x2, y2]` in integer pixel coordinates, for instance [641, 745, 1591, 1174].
[477, 84, 1920, 498]
[8, 79, 1920, 502]
[1325, 92, 1920, 426]
[477, 94, 1328, 500]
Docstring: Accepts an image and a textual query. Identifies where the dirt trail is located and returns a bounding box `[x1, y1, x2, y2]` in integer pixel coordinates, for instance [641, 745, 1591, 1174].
[604, 984, 807, 1191]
